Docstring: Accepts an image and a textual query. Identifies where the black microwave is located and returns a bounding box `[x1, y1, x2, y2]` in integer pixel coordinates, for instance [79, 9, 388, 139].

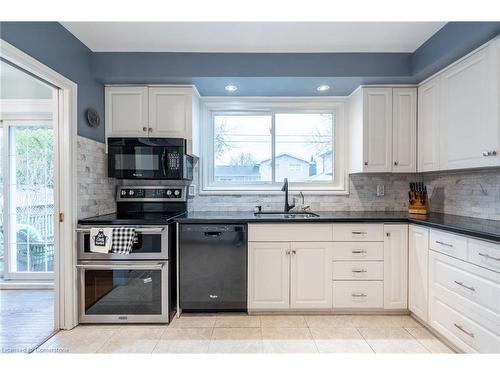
[107, 137, 193, 180]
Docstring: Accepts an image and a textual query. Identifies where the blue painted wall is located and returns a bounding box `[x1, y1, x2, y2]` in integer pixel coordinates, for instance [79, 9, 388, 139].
[2, 21, 499, 143]
[412, 22, 500, 81]
[0, 22, 104, 142]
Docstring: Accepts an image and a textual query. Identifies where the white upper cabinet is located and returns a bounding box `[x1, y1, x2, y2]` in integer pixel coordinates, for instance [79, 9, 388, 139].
[105, 85, 199, 153]
[392, 88, 417, 172]
[408, 225, 429, 322]
[417, 36, 500, 172]
[417, 77, 441, 172]
[148, 87, 193, 139]
[383, 224, 409, 309]
[349, 86, 416, 173]
[363, 87, 393, 172]
[439, 42, 500, 170]
[105, 86, 149, 137]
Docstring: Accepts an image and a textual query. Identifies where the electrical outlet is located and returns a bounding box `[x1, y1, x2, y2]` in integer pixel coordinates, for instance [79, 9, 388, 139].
[188, 185, 196, 197]
[376, 184, 385, 197]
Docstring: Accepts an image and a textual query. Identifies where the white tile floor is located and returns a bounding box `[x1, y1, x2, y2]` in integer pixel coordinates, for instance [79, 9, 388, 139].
[36, 314, 454, 354]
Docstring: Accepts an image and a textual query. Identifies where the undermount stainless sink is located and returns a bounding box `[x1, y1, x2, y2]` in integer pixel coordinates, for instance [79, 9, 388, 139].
[253, 211, 320, 219]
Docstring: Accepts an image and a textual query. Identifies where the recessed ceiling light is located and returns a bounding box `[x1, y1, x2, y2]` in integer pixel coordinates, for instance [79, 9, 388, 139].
[225, 84, 238, 92]
[317, 84, 330, 92]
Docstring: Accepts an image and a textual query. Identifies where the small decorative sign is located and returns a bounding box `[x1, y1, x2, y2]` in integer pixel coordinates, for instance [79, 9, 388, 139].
[86, 108, 100, 128]
[93, 229, 108, 247]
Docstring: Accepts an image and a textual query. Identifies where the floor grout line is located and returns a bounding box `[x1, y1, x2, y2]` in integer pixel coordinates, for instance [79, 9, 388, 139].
[355, 327, 376, 353]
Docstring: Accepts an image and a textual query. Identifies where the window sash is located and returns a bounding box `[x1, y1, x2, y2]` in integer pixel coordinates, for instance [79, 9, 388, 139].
[202, 101, 347, 194]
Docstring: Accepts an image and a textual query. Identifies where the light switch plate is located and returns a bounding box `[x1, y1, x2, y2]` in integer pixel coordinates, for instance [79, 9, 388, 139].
[188, 185, 196, 197]
[376, 184, 385, 197]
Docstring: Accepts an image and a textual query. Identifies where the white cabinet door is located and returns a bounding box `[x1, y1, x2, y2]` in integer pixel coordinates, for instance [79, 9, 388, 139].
[248, 242, 290, 310]
[362, 88, 393, 172]
[290, 242, 333, 309]
[417, 77, 441, 172]
[105, 86, 149, 137]
[392, 88, 417, 172]
[383, 224, 409, 309]
[149, 87, 192, 139]
[440, 44, 500, 170]
[409, 225, 429, 322]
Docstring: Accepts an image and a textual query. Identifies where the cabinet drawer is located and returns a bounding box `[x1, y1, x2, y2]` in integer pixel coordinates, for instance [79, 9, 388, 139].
[430, 250, 500, 317]
[468, 239, 500, 273]
[332, 281, 383, 309]
[333, 261, 383, 280]
[430, 293, 500, 353]
[332, 224, 383, 242]
[248, 224, 333, 242]
[333, 242, 384, 260]
[430, 229, 467, 259]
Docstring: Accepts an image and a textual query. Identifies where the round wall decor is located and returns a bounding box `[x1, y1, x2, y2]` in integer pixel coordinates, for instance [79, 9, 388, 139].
[86, 108, 100, 128]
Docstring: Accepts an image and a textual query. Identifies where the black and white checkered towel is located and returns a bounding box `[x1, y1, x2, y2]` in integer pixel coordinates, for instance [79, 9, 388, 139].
[111, 227, 136, 254]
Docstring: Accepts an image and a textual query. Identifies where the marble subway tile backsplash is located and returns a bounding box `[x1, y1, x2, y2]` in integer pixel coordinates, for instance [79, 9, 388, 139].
[424, 167, 500, 221]
[77, 136, 117, 219]
[188, 174, 418, 213]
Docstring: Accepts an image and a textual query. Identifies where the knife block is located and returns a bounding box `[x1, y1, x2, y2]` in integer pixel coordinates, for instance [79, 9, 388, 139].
[408, 191, 429, 215]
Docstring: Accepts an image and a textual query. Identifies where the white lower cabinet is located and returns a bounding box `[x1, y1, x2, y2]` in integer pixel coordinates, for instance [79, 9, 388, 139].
[383, 224, 409, 309]
[290, 242, 333, 309]
[248, 240, 332, 310]
[409, 225, 429, 322]
[332, 281, 384, 309]
[248, 242, 290, 310]
[429, 250, 500, 353]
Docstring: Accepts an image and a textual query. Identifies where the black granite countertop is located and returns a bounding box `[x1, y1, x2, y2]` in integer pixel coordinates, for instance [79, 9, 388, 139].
[175, 211, 500, 243]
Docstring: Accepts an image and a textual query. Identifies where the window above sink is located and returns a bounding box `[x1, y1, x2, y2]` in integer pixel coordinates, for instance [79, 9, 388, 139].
[199, 98, 348, 195]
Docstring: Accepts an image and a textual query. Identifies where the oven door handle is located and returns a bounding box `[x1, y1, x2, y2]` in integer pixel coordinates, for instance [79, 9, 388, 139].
[76, 262, 165, 270]
[76, 227, 165, 234]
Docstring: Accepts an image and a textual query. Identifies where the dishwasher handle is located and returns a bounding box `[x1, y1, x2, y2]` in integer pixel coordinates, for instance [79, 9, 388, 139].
[204, 231, 222, 238]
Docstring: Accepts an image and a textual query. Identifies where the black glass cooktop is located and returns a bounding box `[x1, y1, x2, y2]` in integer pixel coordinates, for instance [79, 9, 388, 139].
[78, 211, 186, 225]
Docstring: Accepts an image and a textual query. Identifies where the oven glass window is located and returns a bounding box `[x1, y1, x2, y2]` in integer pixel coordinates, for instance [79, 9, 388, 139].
[84, 269, 162, 315]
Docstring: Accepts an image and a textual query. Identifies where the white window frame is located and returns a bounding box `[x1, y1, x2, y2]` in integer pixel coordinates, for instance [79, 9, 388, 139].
[199, 97, 348, 195]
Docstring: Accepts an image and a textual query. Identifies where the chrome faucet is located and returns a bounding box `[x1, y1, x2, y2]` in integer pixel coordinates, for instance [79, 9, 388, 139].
[298, 191, 311, 212]
[281, 178, 295, 212]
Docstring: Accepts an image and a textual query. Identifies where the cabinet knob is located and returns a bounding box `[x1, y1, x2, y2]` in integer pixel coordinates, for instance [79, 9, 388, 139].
[364, 162, 368, 166]
[149, 127, 153, 132]
[394, 161, 398, 166]
[142, 126, 147, 132]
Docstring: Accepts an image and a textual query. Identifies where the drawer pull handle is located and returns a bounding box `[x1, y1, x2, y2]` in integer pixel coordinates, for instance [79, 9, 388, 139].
[209, 294, 218, 299]
[351, 250, 367, 254]
[436, 240, 453, 247]
[454, 281, 475, 291]
[352, 269, 367, 273]
[478, 252, 500, 262]
[454, 323, 474, 338]
[352, 231, 367, 235]
[351, 293, 367, 297]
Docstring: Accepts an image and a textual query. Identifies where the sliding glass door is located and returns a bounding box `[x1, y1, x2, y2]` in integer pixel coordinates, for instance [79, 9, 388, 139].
[1, 120, 55, 280]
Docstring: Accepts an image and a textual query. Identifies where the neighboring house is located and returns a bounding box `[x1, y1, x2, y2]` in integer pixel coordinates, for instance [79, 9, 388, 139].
[260, 153, 314, 182]
[318, 150, 333, 175]
[214, 165, 260, 182]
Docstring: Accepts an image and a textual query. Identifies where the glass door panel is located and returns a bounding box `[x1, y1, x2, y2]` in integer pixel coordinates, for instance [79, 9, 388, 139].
[7, 124, 54, 277]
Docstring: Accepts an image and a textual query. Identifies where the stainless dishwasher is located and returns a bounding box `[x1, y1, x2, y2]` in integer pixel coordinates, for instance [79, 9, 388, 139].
[179, 224, 247, 312]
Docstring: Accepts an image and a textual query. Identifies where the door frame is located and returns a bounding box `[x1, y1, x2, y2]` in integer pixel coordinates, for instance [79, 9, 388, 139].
[1, 39, 78, 330]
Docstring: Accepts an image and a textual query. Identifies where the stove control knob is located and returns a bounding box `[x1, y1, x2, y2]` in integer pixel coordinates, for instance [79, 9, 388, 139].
[166, 190, 172, 196]
[121, 190, 127, 196]
[129, 190, 135, 196]
[174, 189, 180, 196]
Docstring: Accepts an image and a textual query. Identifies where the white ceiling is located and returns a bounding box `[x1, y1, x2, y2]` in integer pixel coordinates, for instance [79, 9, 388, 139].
[61, 22, 446, 53]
